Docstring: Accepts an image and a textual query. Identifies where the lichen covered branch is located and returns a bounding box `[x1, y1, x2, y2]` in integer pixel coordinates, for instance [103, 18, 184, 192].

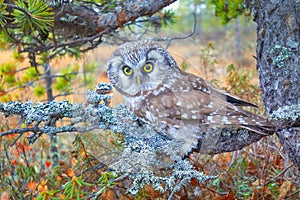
[1, 83, 272, 156]
[0, 83, 278, 195]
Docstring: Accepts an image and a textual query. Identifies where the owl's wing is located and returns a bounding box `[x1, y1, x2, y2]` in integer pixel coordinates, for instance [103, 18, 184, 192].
[194, 73, 274, 133]
[185, 71, 258, 107]
[142, 72, 273, 135]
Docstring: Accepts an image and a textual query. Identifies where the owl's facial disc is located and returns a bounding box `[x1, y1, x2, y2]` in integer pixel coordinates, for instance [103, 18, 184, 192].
[122, 60, 158, 95]
[107, 41, 177, 96]
[121, 65, 143, 88]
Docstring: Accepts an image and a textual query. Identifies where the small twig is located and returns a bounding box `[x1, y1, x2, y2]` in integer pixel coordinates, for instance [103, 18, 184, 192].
[111, 173, 129, 182]
[0, 125, 103, 140]
[264, 163, 294, 186]
[153, 13, 197, 49]
[78, 137, 99, 172]
[48, 72, 78, 79]
[3, 3, 32, 18]
[267, 142, 289, 163]
[52, 92, 74, 100]
[284, 189, 300, 199]
[0, 127, 39, 137]
[10, 133, 24, 146]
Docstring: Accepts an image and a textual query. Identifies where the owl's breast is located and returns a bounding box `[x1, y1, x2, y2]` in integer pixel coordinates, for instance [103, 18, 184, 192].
[121, 84, 174, 124]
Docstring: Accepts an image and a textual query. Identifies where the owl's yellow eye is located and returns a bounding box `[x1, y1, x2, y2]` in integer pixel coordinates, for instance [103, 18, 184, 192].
[123, 66, 133, 76]
[143, 63, 153, 73]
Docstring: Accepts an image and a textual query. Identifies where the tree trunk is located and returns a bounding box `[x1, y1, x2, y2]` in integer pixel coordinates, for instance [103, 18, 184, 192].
[44, 63, 54, 101]
[43, 63, 59, 167]
[245, 0, 300, 170]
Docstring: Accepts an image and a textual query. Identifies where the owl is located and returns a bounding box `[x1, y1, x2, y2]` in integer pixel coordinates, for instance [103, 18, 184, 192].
[107, 40, 274, 157]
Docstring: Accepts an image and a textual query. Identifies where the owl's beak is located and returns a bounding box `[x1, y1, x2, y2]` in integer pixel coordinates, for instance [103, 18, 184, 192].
[136, 76, 141, 86]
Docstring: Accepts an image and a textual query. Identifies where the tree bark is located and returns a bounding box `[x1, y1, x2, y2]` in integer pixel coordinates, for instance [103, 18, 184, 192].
[50, 0, 175, 49]
[245, 0, 300, 170]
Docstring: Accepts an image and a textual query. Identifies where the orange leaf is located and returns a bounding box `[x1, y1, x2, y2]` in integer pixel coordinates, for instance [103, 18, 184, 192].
[67, 168, 74, 177]
[27, 180, 37, 191]
[57, 175, 63, 181]
[101, 189, 115, 200]
[11, 160, 17, 165]
[57, 193, 66, 199]
[23, 145, 31, 151]
[6, 134, 15, 139]
[92, 187, 97, 192]
[18, 55, 25, 63]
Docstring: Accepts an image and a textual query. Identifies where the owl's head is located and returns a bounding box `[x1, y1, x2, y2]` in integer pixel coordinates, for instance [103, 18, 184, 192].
[107, 40, 179, 96]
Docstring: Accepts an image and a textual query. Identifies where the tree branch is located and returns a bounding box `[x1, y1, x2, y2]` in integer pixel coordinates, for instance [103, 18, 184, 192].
[3, 0, 176, 63]
[0, 83, 271, 155]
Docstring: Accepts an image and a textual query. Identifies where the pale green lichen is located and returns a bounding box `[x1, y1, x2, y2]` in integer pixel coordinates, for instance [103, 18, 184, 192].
[125, 159, 216, 196]
[270, 104, 300, 121]
[269, 45, 292, 68]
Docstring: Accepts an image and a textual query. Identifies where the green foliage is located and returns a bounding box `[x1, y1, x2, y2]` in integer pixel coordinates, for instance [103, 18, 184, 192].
[54, 65, 79, 93]
[210, 0, 246, 24]
[0, 0, 8, 27]
[15, 164, 37, 182]
[236, 176, 254, 198]
[0, 62, 16, 74]
[12, 0, 54, 34]
[22, 67, 39, 83]
[0, 62, 17, 86]
[35, 189, 60, 200]
[97, 172, 117, 190]
[34, 84, 45, 97]
[83, 61, 97, 72]
[0, 31, 11, 49]
[13, 51, 25, 62]
[160, 10, 176, 27]
[267, 182, 280, 198]
[0, 51, 98, 101]
[136, 188, 149, 200]
[62, 176, 93, 199]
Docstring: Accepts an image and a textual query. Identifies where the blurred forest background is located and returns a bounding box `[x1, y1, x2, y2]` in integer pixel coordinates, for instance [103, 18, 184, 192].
[0, 0, 299, 199]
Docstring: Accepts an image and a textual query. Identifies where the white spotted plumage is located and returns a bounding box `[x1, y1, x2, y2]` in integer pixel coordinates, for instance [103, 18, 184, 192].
[107, 40, 274, 157]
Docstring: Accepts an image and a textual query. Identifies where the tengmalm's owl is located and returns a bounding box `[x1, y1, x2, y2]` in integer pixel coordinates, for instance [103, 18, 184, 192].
[107, 40, 274, 157]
